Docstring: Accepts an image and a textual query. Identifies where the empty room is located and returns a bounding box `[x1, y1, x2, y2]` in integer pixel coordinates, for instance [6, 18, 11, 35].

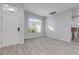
[0, 3, 79, 55]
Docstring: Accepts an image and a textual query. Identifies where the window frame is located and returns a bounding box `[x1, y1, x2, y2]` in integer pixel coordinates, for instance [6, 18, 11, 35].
[28, 18, 42, 33]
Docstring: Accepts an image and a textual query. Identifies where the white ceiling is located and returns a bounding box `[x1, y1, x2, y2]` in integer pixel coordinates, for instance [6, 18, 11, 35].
[24, 3, 79, 17]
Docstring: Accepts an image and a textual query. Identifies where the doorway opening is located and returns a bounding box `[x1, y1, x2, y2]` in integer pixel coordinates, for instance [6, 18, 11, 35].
[71, 8, 79, 43]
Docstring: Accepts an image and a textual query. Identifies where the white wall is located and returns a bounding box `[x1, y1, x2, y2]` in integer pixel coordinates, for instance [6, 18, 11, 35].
[24, 11, 45, 39]
[45, 9, 72, 42]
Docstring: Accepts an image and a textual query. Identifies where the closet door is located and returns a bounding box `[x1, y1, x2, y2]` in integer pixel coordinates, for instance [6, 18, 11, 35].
[0, 4, 2, 48]
[2, 4, 19, 47]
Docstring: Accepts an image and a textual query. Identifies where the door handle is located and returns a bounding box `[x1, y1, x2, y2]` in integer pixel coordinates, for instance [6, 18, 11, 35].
[18, 27, 20, 31]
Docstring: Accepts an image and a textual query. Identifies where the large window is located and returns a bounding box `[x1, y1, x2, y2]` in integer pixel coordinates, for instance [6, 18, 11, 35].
[28, 18, 41, 33]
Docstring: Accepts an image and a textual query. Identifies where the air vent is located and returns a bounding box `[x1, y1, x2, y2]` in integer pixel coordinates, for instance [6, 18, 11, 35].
[49, 12, 56, 15]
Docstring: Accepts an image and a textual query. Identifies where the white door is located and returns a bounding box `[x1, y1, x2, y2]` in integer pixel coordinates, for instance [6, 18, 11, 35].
[0, 4, 2, 48]
[2, 4, 19, 47]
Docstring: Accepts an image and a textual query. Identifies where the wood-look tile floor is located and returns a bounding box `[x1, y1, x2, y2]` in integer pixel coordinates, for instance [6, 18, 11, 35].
[0, 37, 79, 55]
[72, 37, 79, 43]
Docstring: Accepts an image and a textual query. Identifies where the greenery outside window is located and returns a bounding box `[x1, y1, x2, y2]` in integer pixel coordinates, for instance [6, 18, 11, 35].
[28, 18, 41, 33]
